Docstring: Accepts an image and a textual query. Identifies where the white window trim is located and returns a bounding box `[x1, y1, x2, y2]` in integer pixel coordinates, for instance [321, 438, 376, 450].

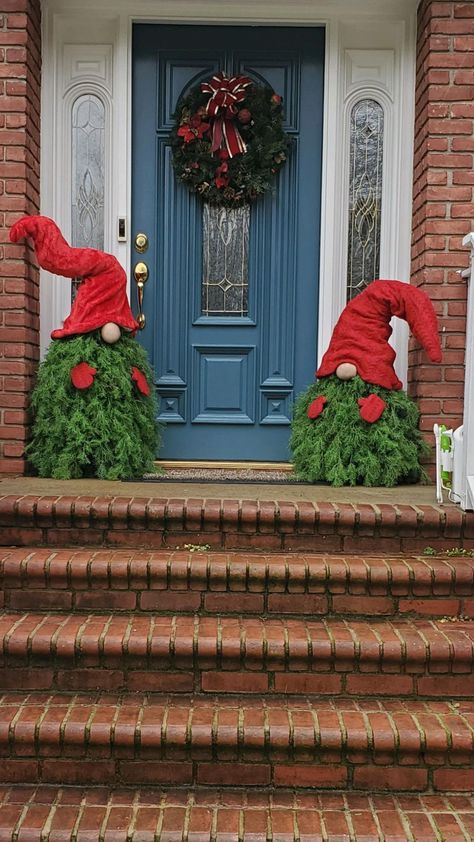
[40, 0, 417, 391]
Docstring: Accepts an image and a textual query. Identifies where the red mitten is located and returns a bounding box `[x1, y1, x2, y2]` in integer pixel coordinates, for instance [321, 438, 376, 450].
[131, 367, 150, 396]
[307, 396, 327, 419]
[358, 394, 386, 423]
[71, 362, 97, 390]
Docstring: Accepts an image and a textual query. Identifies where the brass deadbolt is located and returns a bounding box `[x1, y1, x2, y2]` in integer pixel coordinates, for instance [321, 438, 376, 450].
[134, 232, 149, 253]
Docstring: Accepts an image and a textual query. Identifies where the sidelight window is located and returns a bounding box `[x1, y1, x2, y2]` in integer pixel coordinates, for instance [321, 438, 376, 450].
[346, 98, 384, 300]
[71, 94, 106, 300]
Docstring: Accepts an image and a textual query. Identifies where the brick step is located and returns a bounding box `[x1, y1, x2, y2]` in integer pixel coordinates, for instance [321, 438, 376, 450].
[0, 693, 472, 792]
[2, 548, 474, 618]
[1, 613, 473, 698]
[2, 493, 474, 554]
[1, 786, 474, 842]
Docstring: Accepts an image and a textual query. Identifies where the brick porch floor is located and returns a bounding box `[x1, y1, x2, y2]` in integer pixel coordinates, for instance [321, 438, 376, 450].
[0, 474, 453, 506]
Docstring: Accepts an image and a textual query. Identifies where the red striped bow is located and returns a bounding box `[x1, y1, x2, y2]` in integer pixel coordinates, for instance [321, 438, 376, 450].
[201, 72, 252, 158]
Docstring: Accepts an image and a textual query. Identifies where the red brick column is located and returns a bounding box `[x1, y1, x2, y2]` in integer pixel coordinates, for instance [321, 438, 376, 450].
[410, 0, 474, 459]
[0, 0, 41, 475]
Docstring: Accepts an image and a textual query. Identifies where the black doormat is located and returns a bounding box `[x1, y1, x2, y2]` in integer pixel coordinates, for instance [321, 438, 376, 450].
[124, 468, 315, 485]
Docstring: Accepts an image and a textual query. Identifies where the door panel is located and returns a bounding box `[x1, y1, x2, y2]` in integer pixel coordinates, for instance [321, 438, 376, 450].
[132, 25, 324, 460]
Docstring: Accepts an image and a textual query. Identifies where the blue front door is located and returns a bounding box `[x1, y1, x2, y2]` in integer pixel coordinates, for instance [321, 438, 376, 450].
[132, 24, 324, 461]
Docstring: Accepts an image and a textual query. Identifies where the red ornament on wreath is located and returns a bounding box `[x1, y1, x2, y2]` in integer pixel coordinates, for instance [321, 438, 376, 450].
[238, 108, 252, 125]
[170, 70, 290, 207]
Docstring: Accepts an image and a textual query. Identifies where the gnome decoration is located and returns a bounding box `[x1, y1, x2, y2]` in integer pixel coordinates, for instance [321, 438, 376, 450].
[290, 280, 442, 486]
[10, 215, 159, 479]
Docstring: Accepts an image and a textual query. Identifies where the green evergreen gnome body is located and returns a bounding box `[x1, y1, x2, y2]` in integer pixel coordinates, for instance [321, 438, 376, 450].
[10, 216, 159, 479]
[290, 280, 442, 486]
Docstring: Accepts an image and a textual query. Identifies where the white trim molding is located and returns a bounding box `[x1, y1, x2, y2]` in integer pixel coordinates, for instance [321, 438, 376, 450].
[40, 0, 417, 379]
[40, 11, 120, 353]
[319, 20, 416, 384]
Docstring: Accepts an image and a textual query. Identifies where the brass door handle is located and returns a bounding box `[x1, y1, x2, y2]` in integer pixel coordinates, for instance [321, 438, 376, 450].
[134, 261, 149, 284]
[133, 261, 149, 329]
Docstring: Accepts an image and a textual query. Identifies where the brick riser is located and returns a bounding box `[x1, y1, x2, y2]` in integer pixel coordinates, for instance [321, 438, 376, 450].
[1, 613, 473, 700]
[2, 549, 474, 618]
[0, 693, 472, 793]
[1, 495, 474, 554]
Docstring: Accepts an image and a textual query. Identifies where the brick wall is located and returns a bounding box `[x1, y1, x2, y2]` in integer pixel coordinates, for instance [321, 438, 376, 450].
[410, 0, 474, 457]
[0, 0, 41, 475]
[0, 0, 473, 478]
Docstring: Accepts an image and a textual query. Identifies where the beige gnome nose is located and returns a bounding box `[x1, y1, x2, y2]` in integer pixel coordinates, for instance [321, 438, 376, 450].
[336, 362, 357, 380]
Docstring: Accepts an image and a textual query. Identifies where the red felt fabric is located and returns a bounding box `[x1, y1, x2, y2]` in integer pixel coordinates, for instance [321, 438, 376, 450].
[10, 215, 139, 339]
[316, 280, 442, 390]
[131, 367, 150, 396]
[358, 394, 386, 424]
[307, 395, 327, 419]
[70, 362, 97, 390]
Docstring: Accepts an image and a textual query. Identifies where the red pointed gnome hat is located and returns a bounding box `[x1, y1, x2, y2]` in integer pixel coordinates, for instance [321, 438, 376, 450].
[10, 215, 139, 339]
[316, 280, 442, 390]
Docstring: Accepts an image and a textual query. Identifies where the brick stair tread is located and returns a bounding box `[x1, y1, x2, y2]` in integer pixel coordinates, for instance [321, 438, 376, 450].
[1, 613, 473, 696]
[2, 549, 474, 619]
[0, 692, 472, 764]
[2, 493, 474, 555]
[1, 786, 474, 841]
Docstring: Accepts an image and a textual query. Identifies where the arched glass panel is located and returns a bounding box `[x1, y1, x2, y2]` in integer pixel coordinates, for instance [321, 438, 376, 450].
[346, 98, 384, 300]
[71, 94, 105, 300]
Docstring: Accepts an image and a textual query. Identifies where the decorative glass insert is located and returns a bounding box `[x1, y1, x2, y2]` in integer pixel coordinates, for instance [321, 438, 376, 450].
[201, 203, 250, 317]
[71, 94, 105, 301]
[347, 98, 384, 300]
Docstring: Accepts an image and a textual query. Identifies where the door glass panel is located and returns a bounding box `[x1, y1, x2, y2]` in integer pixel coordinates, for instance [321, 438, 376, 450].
[346, 98, 384, 300]
[71, 94, 105, 301]
[201, 202, 250, 316]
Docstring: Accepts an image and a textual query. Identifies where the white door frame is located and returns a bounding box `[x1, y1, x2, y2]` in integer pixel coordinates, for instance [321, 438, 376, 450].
[40, 0, 417, 387]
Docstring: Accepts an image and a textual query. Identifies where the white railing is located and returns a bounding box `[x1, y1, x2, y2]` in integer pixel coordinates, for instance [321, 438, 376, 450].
[460, 233, 474, 510]
[437, 234, 474, 508]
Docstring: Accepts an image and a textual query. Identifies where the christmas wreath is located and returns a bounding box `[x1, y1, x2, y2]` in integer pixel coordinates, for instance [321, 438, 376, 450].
[170, 72, 289, 206]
